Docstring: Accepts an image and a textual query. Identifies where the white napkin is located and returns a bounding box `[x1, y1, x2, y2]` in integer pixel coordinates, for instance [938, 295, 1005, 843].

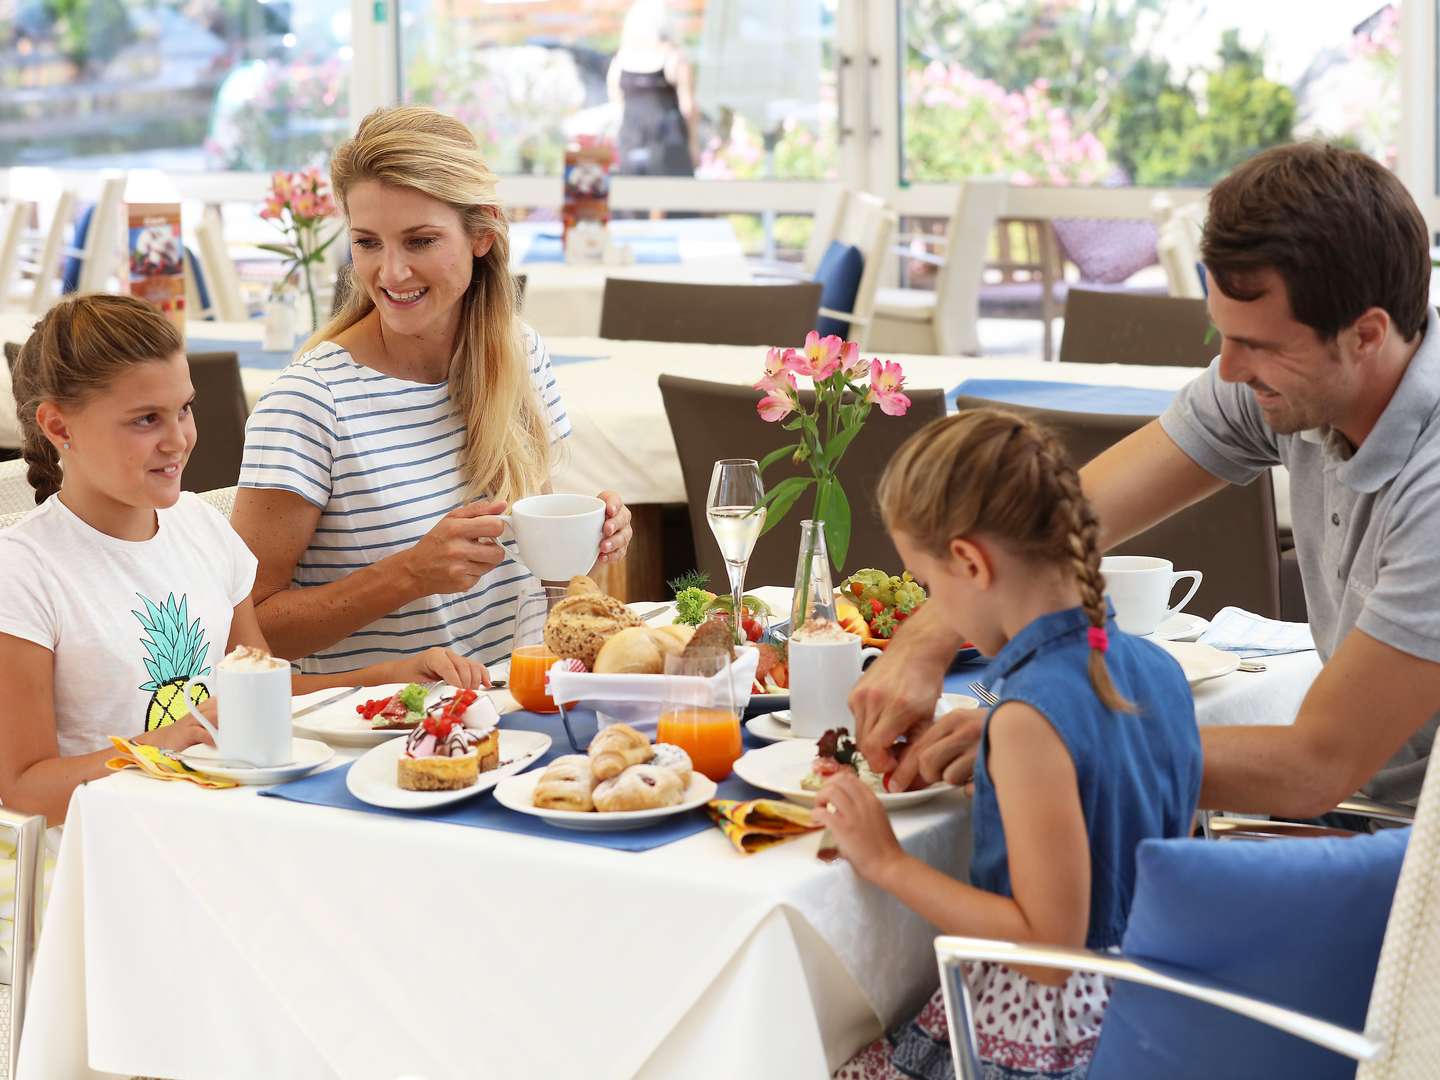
[1196, 606, 1316, 658]
[546, 648, 760, 737]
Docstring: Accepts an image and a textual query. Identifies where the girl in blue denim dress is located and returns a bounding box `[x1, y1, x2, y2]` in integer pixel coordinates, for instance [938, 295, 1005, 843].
[818, 409, 1202, 1080]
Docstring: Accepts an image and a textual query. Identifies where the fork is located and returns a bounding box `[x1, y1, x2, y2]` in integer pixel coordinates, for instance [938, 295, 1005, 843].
[967, 681, 999, 707]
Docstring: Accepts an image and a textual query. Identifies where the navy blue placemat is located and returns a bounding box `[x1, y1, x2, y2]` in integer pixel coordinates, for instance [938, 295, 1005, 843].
[187, 335, 295, 371]
[520, 233, 681, 265]
[949, 378, 1176, 417]
[260, 710, 769, 852]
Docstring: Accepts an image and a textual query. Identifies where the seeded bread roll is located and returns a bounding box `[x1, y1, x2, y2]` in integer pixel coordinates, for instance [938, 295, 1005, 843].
[543, 593, 641, 669]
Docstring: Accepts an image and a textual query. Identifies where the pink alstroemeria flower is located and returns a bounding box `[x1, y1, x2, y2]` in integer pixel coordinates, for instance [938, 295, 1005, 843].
[786, 331, 845, 381]
[867, 359, 912, 416]
[271, 171, 294, 203]
[840, 339, 867, 378]
[756, 372, 799, 422]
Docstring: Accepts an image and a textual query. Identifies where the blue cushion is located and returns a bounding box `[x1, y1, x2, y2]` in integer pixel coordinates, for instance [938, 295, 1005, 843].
[185, 245, 214, 319]
[1091, 829, 1408, 1080]
[812, 240, 863, 338]
[60, 203, 96, 294]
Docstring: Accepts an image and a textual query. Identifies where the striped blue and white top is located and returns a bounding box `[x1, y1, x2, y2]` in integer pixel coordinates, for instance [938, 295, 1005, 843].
[238, 325, 572, 675]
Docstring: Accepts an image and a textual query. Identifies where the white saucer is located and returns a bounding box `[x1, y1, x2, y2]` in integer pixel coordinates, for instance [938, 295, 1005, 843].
[1148, 613, 1210, 643]
[750, 693, 980, 742]
[293, 683, 503, 748]
[1153, 640, 1242, 685]
[178, 737, 334, 785]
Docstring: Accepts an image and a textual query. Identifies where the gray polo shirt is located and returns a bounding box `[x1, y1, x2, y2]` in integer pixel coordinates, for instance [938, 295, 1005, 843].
[1160, 306, 1440, 804]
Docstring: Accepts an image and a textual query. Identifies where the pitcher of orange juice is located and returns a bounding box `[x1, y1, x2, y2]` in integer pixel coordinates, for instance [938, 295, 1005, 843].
[509, 586, 569, 713]
[657, 654, 742, 782]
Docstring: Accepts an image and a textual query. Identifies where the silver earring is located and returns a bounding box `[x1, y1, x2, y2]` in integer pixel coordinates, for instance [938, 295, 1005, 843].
[62, 441, 70, 450]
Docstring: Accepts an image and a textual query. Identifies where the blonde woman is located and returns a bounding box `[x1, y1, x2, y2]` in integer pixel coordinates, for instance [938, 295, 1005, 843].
[233, 107, 632, 673]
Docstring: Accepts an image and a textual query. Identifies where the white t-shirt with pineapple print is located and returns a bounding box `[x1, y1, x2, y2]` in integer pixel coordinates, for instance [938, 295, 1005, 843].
[0, 492, 257, 759]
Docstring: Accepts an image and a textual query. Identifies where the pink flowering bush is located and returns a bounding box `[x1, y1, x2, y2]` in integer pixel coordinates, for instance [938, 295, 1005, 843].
[904, 62, 1111, 185]
[752, 331, 911, 569]
[258, 167, 342, 332]
[1344, 4, 1400, 168]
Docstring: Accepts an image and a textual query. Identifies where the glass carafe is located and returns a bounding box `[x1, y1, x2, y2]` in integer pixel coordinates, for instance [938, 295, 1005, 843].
[790, 520, 837, 632]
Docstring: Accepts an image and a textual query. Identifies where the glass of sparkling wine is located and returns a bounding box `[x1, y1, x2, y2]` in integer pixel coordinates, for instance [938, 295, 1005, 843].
[706, 459, 766, 645]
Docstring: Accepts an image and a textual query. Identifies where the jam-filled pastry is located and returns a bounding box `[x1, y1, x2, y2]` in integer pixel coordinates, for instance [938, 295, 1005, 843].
[532, 755, 596, 812]
[587, 722, 652, 781]
[648, 742, 693, 787]
[593, 763, 684, 812]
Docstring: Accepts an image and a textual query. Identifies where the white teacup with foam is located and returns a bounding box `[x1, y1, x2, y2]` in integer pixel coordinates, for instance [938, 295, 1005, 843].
[788, 620, 883, 739]
[185, 646, 292, 768]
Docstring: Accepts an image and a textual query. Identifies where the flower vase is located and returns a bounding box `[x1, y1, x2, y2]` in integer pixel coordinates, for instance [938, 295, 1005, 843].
[791, 520, 837, 631]
[262, 295, 297, 352]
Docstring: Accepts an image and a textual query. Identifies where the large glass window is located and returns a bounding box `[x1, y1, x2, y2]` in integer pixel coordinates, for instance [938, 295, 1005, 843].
[0, 0, 352, 170]
[400, 0, 838, 181]
[900, 0, 1401, 187]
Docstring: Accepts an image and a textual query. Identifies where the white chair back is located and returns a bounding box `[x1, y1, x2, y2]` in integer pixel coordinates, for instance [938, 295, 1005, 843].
[933, 177, 1008, 356]
[822, 191, 897, 348]
[198, 485, 237, 520]
[1357, 752, 1440, 1078]
[194, 207, 248, 322]
[0, 460, 34, 519]
[73, 176, 126, 297]
[0, 203, 33, 312]
[0, 808, 46, 1080]
[802, 184, 847, 275]
[1152, 195, 1206, 300]
[23, 190, 75, 315]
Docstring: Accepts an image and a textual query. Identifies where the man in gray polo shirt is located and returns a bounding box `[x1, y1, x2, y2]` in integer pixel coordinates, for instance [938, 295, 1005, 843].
[852, 142, 1440, 816]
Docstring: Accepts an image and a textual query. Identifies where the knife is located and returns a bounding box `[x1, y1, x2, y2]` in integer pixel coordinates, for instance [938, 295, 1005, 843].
[291, 687, 361, 720]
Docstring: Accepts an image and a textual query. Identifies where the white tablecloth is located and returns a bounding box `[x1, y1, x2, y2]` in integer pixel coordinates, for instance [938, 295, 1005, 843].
[511, 219, 752, 339]
[18, 757, 970, 1080]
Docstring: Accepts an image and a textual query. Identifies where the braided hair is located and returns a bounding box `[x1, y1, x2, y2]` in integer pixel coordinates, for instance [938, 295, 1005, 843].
[877, 407, 1135, 713]
[11, 294, 183, 504]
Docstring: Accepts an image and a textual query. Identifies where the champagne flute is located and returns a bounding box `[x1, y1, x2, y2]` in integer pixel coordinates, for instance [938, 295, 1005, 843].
[706, 459, 766, 645]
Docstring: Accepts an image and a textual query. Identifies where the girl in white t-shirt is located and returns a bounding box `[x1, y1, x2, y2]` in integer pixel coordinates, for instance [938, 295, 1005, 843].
[0, 294, 491, 827]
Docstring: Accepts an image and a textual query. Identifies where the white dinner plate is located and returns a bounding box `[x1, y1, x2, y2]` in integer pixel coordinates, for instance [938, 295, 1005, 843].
[346, 728, 551, 810]
[179, 737, 334, 785]
[1153, 640, 1242, 685]
[732, 739, 954, 809]
[1148, 613, 1210, 643]
[754, 693, 980, 742]
[492, 769, 718, 830]
[294, 683, 503, 747]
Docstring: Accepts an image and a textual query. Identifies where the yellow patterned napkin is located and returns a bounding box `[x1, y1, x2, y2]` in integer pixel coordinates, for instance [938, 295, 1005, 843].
[105, 736, 238, 789]
[706, 798, 822, 855]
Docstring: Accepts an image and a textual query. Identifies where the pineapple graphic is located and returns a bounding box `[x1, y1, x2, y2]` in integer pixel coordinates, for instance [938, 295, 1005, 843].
[132, 592, 213, 731]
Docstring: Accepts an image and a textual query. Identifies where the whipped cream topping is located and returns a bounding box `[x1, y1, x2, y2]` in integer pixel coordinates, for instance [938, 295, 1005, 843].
[791, 618, 854, 644]
[218, 644, 288, 672]
[404, 723, 481, 759]
[429, 693, 499, 737]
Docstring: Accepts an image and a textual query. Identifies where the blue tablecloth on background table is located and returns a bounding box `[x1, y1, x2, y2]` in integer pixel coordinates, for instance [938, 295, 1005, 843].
[549, 354, 608, 367]
[187, 335, 295, 371]
[949, 378, 1178, 416]
[520, 233, 681, 265]
[260, 709, 769, 853]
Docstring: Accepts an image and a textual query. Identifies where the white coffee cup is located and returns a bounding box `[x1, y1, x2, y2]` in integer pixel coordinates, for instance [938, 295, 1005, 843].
[789, 636, 883, 739]
[1101, 555, 1203, 637]
[500, 493, 606, 581]
[184, 661, 292, 768]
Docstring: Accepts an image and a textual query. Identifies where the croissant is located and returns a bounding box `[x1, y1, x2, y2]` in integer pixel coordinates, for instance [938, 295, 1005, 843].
[532, 755, 596, 812]
[588, 722, 652, 781]
[594, 763, 684, 812]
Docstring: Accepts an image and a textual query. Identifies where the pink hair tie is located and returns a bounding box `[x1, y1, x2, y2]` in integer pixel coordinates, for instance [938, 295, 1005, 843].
[1087, 626, 1110, 653]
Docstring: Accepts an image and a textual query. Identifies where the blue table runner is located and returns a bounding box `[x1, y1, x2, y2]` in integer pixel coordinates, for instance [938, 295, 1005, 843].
[261, 709, 769, 853]
[520, 233, 681, 265]
[949, 378, 1177, 416]
[187, 335, 295, 372]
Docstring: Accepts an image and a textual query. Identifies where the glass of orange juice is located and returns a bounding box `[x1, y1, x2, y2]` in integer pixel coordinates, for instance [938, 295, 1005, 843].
[657, 654, 742, 782]
[508, 586, 569, 713]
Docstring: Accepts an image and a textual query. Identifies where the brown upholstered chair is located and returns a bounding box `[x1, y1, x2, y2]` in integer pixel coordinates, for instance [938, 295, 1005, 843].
[3, 340, 17, 369]
[601, 280, 823, 347]
[660, 375, 948, 588]
[1059, 288, 1216, 368]
[185, 351, 248, 493]
[952, 395, 1282, 620]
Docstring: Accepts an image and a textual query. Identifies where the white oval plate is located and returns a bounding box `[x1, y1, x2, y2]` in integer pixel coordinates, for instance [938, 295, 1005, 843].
[346, 728, 551, 810]
[732, 739, 953, 809]
[1149, 613, 1210, 643]
[492, 770, 717, 831]
[1153, 639, 1241, 685]
[179, 737, 334, 785]
[294, 683, 503, 748]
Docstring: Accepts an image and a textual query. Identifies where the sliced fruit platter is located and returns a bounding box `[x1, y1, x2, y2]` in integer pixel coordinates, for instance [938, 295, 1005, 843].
[836, 568, 927, 650]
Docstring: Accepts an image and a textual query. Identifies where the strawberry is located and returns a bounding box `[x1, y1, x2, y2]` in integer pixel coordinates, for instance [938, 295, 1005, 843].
[870, 598, 884, 616]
